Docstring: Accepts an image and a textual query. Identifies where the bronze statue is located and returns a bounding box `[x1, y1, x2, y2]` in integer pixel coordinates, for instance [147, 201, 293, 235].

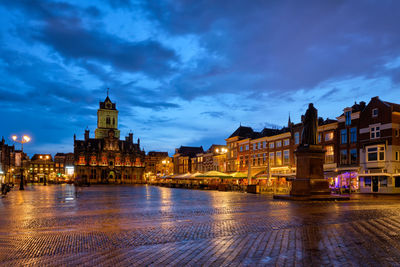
[301, 103, 318, 145]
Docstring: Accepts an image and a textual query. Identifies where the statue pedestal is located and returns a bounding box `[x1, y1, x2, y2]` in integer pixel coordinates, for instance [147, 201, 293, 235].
[291, 145, 330, 196]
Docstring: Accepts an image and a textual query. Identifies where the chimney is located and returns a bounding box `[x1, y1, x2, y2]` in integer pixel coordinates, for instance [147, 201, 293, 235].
[84, 129, 89, 141]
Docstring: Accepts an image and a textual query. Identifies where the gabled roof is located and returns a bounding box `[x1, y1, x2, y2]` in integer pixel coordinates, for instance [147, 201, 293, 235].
[229, 126, 255, 139]
[384, 101, 400, 112]
[176, 146, 204, 157]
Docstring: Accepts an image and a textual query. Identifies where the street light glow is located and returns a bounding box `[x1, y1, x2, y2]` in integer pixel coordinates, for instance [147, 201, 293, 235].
[23, 135, 31, 142]
[12, 135, 17, 141]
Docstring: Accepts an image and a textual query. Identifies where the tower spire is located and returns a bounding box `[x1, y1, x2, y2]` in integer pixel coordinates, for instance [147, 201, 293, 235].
[288, 112, 292, 128]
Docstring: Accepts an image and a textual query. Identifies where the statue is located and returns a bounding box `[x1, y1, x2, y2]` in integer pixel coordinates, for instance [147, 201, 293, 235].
[301, 103, 318, 145]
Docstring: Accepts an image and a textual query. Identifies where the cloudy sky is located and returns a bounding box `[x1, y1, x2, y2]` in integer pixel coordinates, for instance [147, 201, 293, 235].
[1, 0, 400, 156]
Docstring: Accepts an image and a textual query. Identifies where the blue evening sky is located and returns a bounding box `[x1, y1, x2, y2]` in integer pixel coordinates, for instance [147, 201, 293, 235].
[1, 0, 400, 156]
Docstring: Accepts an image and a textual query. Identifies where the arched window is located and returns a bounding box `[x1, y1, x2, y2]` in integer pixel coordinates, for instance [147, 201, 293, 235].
[106, 117, 110, 125]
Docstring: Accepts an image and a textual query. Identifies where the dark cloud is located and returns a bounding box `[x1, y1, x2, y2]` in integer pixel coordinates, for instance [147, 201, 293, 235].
[145, 0, 400, 99]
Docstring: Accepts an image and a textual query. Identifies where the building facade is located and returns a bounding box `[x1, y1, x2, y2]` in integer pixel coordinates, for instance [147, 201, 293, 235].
[74, 95, 145, 184]
[29, 154, 55, 183]
[358, 97, 400, 193]
[145, 151, 172, 176]
[173, 146, 204, 174]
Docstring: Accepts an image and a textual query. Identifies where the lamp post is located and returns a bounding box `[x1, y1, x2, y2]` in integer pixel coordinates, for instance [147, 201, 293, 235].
[12, 135, 31, 190]
[40, 155, 50, 185]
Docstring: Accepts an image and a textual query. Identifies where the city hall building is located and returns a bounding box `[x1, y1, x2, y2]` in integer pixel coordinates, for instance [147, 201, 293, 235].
[74, 94, 145, 184]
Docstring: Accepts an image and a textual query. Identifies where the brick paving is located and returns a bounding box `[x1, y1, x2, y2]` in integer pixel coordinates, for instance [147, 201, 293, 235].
[1, 186, 400, 266]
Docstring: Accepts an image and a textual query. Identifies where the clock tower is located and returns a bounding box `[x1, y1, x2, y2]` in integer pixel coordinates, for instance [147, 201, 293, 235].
[95, 92, 120, 139]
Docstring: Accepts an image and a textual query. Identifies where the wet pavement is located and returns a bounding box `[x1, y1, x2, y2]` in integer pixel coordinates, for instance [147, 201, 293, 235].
[1, 185, 400, 266]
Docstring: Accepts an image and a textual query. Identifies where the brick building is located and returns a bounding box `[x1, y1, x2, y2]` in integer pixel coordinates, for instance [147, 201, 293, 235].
[358, 97, 400, 193]
[145, 151, 172, 176]
[173, 146, 204, 174]
[29, 154, 55, 183]
[74, 95, 145, 184]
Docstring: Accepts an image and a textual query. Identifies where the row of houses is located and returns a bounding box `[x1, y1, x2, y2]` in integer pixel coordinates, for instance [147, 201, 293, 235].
[0, 143, 75, 185]
[173, 96, 400, 194]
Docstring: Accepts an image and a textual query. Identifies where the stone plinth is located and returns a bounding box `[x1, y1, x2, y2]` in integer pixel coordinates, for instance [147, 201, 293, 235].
[290, 145, 330, 196]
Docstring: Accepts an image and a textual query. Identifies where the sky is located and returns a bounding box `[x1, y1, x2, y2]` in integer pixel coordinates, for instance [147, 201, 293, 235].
[1, 0, 400, 156]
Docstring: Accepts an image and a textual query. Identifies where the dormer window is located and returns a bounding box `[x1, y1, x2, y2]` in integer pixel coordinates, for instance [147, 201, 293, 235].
[372, 108, 378, 117]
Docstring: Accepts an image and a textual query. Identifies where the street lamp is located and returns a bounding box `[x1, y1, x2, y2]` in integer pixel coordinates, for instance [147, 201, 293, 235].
[40, 155, 50, 186]
[11, 135, 31, 190]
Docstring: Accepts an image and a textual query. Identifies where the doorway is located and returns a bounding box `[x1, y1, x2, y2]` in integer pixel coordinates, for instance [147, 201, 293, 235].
[372, 176, 379, 192]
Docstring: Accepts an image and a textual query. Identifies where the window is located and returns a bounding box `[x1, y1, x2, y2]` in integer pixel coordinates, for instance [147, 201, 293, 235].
[396, 151, 399, 161]
[283, 150, 290, 164]
[276, 151, 282, 165]
[276, 141, 282, 148]
[252, 155, 256, 166]
[345, 111, 351, 126]
[318, 133, 322, 144]
[283, 139, 290, 146]
[325, 145, 334, 163]
[341, 129, 347, 144]
[395, 177, 400, 188]
[269, 142, 274, 149]
[263, 141, 267, 148]
[112, 118, 115, 125]
[370, 126, 380, 139]
[396, 129, 399, 137]
[367, 146, 385, 162]
[269, 152, 274, 166]
[253, 143, 257, 150]
[245, 145, 249, 151]
[259, 142, 262, 149]
[340, 150, 348, 165]
[294, 132, 300, 145]
[240, 146, 243, 152]
[106, 117, 111, 125]
[380, 176, 387, 187]
[350, 128, 357, 143]
[325, 132, 334, 141]
[350, 149, 357, 164]
[364, 177, 371, 187]
[263, 153, 266, 164]
[372, 108, 378, 117]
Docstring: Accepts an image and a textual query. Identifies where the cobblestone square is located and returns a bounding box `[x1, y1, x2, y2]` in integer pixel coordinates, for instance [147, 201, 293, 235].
[2, 185, 400, 266]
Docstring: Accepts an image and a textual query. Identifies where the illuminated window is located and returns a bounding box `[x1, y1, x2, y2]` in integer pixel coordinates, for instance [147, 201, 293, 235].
[283, 150, 290, 164]
[269, 142, 274, 149]
[78, 156, 86, 165]
[269, 152, 274, 166]
[276, 151, 282, 165]
[245, 145, 249, 151]
[325, 146, 334, 163]
[263, 141, 267, 148]
[253, 143, 257, 150]
[276, 141, 282, 148]
[325, 132, 334, 141]
[283, 139, 290, 146]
